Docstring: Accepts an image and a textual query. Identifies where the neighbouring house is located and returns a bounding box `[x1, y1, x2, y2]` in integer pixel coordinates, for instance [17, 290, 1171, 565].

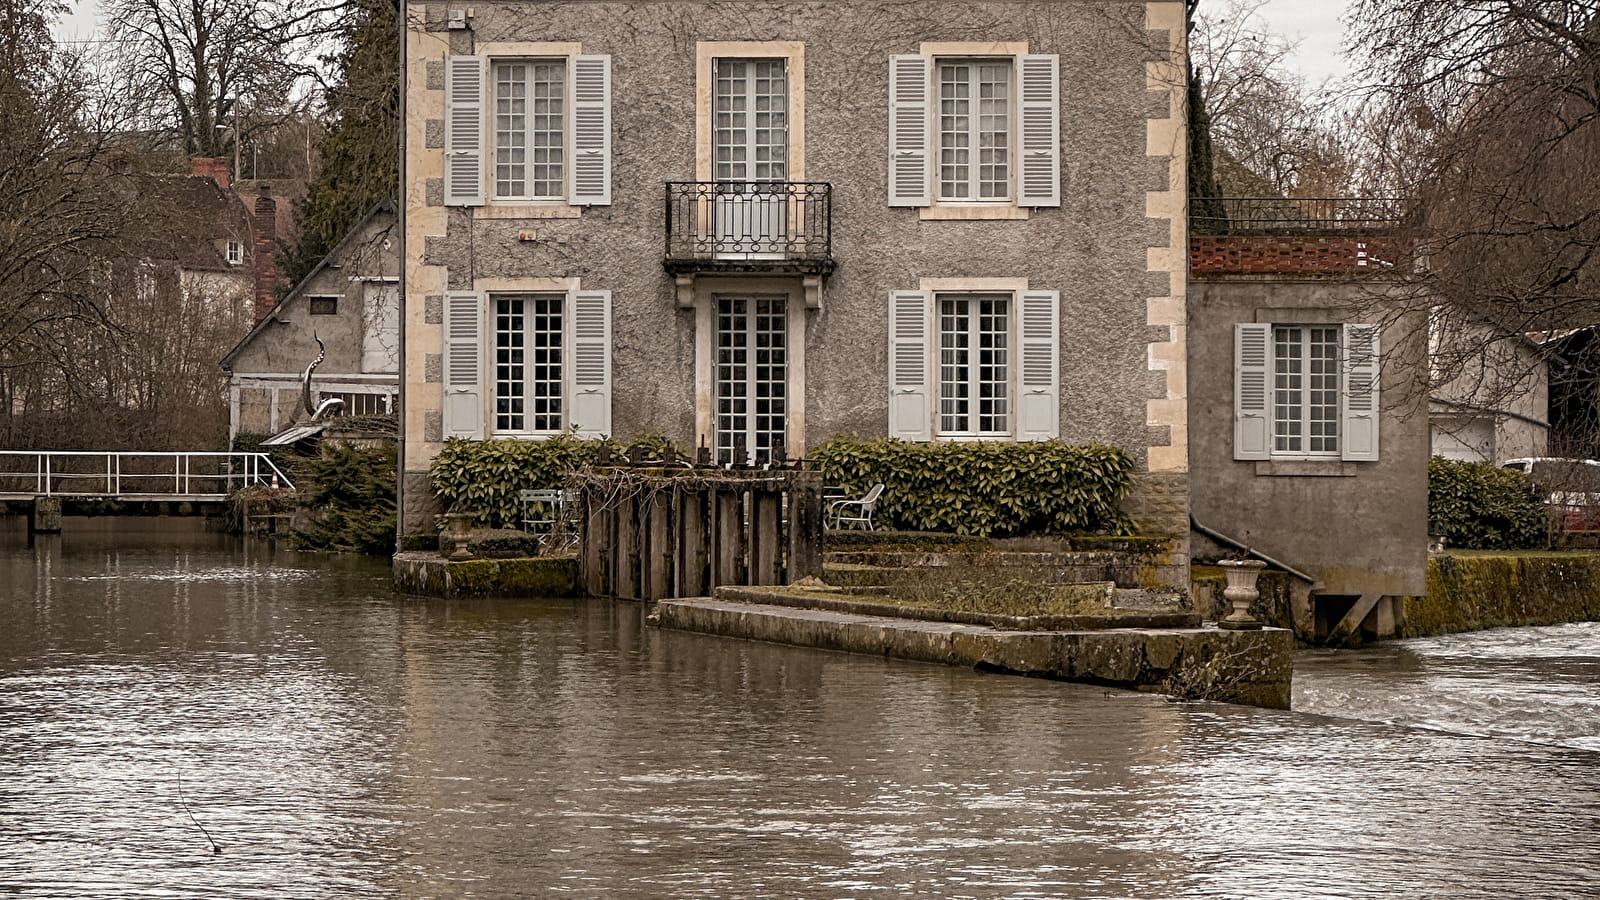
[221, 201, 400, 443]
[1428, 314, 1550, 464]
[1530, 326, 1600, 459]
[398, 0, 1193, 586]
[1187, 197, 1430, 642]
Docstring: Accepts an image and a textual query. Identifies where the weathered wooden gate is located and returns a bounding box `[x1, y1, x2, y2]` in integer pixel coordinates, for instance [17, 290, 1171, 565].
[571, 469, 823, 601]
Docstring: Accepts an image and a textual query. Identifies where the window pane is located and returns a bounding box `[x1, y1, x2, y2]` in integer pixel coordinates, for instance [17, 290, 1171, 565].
[938, 294, 1010, 435]
[495, 59, 564, 199]
[495, 294, 564, 433]
[937, 59, 1011, 202]
[1274, 325, 1341, 456]
[714, 59, 787, 184]
[495, 296, 527, 432]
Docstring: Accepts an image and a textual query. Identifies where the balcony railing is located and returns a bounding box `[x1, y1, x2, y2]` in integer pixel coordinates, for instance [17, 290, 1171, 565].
[664, 181, 833, 275]
[1191, 197, 1417, 235]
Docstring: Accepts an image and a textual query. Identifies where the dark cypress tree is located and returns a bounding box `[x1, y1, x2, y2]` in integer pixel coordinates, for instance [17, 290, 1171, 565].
[284, 0, 398, 288]
[1187, 59, 1228, 233]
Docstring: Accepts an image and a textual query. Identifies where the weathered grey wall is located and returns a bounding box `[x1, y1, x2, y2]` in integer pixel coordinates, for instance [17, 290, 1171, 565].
[402, 1, 1189, 544]
[1188, 277, 1429, 598]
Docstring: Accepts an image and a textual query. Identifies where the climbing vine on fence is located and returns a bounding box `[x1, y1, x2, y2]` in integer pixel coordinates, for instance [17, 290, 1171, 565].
[1427, 456, 1548, 550]
[429, 433, 683, 529]
[811, 438, 1134, 537]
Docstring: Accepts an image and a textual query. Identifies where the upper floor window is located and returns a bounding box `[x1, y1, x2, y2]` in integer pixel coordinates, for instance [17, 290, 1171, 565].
[225, 241, 244, 266]
[936, 60, 1011, 203]
[713, 58, 788, 184]
[493, 59, 566, 200]
[444, 52, 611, 207]
[888, 50, 1058, 212]
[309, 296, 338, 316]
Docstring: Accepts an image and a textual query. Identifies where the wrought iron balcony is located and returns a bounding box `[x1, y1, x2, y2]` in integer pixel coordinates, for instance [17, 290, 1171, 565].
[664, 181, 834, 275]
[1191, 197, 1418, 235]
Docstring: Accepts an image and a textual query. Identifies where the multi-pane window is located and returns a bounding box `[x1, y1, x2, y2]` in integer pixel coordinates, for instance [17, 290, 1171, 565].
[1273, 325, 1340, 455]
[713, 59, 788, 183]
[494, 294, 564, 433]
[716, 296, 787, 463]
[937, 59, 1011, 202]
[937, 293, 1010, 436]
[493, 60, 565, 200]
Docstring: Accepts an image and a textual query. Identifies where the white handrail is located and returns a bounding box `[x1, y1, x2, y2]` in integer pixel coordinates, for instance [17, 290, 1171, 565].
[0, 451, 295, 498]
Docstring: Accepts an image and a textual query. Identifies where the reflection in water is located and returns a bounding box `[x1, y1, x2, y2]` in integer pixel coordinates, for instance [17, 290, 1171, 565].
[1, 519, 1597, 899]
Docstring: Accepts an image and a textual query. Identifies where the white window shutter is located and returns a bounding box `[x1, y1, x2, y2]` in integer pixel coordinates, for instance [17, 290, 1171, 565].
[887, 55, 931, 208]
[566, 289, 612, 437]
[888, 290, 932, 440]
[1342, 324, 1381, 461]
[444, 56, 487, 207]
[442, 291, 484, 439]
[569, 55, 612, 206]
[1234, 323, 1271, 460]
[1017, 290, 1060, 440]
[1017, 55, 1060, 207]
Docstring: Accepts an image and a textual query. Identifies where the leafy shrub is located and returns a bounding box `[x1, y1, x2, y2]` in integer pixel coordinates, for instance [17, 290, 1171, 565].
[429, 433, 683, 529]
[1428, 456, 1548, 549]
[812, 437, 1134, 537]
[294, 443, 397, 555]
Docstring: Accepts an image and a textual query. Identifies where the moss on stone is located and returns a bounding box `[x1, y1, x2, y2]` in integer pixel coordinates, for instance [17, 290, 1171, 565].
[1409, 552, 1600, 637]
[445, 555, 579, 598]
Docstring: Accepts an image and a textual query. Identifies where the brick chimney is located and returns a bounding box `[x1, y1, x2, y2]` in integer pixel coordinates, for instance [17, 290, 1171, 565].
[253, 184, 278, 322]
[191, 156, 231, 188]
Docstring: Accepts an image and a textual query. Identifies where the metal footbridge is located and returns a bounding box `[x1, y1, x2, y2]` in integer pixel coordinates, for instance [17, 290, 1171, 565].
[0, 451, 294, 502]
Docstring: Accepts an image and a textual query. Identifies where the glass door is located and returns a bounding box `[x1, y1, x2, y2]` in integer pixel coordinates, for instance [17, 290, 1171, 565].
[715, 296, 787, 464]
[712, 58, 788, 259]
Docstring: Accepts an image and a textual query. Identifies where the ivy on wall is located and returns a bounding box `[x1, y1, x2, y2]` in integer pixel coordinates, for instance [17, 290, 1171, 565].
[812, 438, 1134, 537]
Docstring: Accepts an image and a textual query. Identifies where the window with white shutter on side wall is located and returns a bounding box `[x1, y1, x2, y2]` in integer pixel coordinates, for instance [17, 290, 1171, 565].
[1016, 55, 1060, 207]
[444, 56, 487, 207]
[1342, 324, 1380, 461]
[1234, 323, 1271, 460]
[888, 290, 932, 440]
[1016, 290, 1060, 440]
[887, 55, 931, 208]
[443, 291, 485, 439]
[566, 289, 612, 437]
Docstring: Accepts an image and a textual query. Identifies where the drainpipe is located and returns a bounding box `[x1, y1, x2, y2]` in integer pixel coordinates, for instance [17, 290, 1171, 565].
[1190, 515, 1319, 586]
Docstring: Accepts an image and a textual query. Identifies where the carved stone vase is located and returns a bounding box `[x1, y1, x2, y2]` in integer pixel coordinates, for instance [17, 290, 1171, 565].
[440, 511, 476, 561]
[1217, 559, 1267, 630]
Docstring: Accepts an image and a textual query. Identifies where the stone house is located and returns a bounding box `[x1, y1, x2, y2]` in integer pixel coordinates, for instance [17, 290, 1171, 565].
[221, 202, 400, 442]
[1428, 315, 1550, 464]
[398, 0, 1194, 584]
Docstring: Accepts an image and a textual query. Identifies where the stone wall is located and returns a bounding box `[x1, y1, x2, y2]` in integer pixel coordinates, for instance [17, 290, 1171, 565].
[1409, 552, 1600, 637]
[1190, 236, 1415, 276]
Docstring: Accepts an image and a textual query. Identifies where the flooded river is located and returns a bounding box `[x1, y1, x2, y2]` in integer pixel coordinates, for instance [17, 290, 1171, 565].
[1, 521, 1597, 899]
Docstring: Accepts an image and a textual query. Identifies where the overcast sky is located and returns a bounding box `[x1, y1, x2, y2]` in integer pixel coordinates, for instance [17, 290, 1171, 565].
[1253, 0, 1354, 86]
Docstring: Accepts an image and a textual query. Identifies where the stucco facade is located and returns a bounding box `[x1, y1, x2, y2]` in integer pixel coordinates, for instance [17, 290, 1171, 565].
[399, 0, 1192, 564]
[223, 204, 400, 439]
[1188, 276, 1430, 638]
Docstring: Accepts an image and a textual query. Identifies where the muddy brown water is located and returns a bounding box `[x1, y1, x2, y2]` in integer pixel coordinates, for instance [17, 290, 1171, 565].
[2, 519, 1597, 898]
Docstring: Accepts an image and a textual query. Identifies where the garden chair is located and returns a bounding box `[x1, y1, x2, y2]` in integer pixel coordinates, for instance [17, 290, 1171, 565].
[827, 482, 885, 531]
[519, 489, 565, 538]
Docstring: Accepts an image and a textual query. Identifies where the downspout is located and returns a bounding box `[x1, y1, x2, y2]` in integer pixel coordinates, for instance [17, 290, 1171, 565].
[1190, 515, 1319, 586]
[394, 0, 408, 548]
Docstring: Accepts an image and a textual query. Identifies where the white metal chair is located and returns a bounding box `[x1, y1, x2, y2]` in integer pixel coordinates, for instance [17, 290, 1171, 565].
[519, 489, 565, 538]
[827, 482, 885, 531]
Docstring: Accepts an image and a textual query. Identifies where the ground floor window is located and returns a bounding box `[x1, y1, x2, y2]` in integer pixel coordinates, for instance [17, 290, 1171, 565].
[715, 295, 787, 464]
[493, 293, 564, 433]
[937, 293, 1010, 437]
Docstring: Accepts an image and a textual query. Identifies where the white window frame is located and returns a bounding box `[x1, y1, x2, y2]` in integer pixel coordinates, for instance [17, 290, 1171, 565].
[490, 58, 568, 203]
[935, 291, 1014, 439]
[225, 241, 243, 266]
[1235, 321, 1380, 463]
[1270, 324, 1343, 459]
[934, 58, 1014, 205]
[491, 291, 568, 436]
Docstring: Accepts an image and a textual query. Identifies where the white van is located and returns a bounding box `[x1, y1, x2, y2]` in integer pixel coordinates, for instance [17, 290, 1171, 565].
[1501, 457, 1600, 530]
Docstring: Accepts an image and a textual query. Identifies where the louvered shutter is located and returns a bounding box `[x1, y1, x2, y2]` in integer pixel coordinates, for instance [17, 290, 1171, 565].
[569, 55, 612, 205]
[1342, 324, 1380, 461]
[888, 290, 932, 440]
[1016, 290, 1060, 440]
[566, 289, 611, 437]
[1234, 323, 1271, 460]
[442, 291, 484, 439]
[1017, 55, 1060, 207]
[444, 56, 487, 207]
[887, 55, 931, 207]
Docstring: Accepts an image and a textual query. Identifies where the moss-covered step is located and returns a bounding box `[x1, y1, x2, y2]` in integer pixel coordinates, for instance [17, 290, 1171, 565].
[392, 550, 579, 598]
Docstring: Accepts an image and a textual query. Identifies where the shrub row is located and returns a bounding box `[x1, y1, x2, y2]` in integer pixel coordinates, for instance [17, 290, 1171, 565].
[1427, 456, 1547, 550]
[812, 437, 1133, 537]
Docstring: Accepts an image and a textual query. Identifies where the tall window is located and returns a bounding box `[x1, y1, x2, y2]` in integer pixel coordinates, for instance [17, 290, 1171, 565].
[937, 59, 1011, 202]
[494, 294, 564, 433]
[1273, 325, 1340, 455]
[713, 59, 788, 184]
[493, 60, 565, 200]
[937, 293, 1010, 436]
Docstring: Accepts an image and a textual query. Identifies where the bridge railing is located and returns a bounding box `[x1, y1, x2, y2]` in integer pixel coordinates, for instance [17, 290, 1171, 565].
[0, 451, 296, 499]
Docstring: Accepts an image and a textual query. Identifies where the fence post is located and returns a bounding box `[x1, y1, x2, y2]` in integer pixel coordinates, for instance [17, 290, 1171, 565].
[786, 471, 824, 581]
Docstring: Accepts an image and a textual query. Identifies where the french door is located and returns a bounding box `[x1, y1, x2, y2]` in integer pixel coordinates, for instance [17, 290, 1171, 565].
[715, 296, 787, 464]
[712, 58, 788, 258]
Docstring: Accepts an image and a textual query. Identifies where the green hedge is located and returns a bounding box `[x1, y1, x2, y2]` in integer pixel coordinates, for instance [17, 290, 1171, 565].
[429, 433, 680, 529]
[812, 437, 1133, 537]
[294, 443, 397, 555]
[1428, 456, 1548, 550]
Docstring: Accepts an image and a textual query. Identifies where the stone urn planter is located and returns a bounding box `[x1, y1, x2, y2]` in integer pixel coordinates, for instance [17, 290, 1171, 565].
[440, 511, 477, 561]
[1217, 558, 1267, 630]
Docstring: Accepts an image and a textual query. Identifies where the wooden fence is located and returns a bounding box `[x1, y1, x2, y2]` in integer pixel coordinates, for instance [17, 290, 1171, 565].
[572, 468, 824, 601]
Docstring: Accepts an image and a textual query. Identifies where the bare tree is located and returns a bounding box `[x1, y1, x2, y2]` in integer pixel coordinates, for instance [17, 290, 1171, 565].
[105, 0, 344, 158]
